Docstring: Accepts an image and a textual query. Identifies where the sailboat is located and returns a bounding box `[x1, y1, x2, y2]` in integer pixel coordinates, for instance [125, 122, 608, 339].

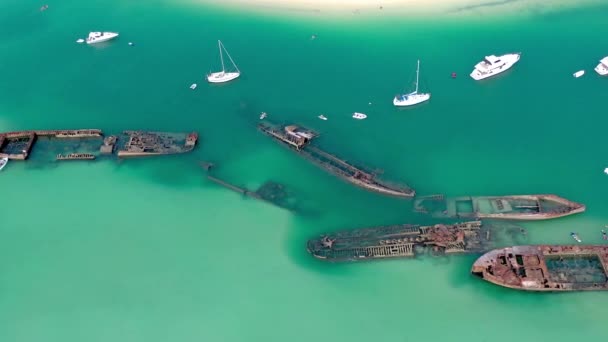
[393, 60, 431, 107]
[207, 40, 240, 83]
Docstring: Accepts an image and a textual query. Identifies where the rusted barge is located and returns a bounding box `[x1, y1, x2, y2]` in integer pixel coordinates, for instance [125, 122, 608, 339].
[1, 129, 198, 162]
[116, 131, 198, 157]
[258, 122, 414, 198]
[0, 129, 101, 160]
[472, 245, 608, 292]
[414, 194, 584, 220]
[307, 221, 488, 261]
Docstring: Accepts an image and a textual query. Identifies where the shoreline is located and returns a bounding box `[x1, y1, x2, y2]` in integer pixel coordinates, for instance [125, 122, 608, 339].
[196, 0, 605, 18]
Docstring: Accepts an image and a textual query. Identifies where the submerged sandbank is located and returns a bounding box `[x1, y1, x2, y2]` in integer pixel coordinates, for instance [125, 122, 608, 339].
[197, 0, 605, 17]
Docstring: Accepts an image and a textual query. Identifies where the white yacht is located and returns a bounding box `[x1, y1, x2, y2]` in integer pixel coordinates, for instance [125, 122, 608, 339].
[352, 112, 367, 120]
[470, 53, 521, 80]
[207, 40, 240, 83]
[594, 57, 608, 76]
[0, 157, 8, 171]
[86, 32, 119, 44]
[393, 59, 430, 107]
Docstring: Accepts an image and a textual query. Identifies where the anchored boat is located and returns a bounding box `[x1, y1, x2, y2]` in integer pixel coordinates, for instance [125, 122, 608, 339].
[258, 122, 415, 198]
[472, 245, 608, 292]
[86, 32, 119, 44]
[393, 59, 430, 106]
[470, 53, 521, 80]
[414, 194, 585, 220]
[207, 40, 240, 83]
[595, 56, 608, 76]
[308, 221, 488, 262]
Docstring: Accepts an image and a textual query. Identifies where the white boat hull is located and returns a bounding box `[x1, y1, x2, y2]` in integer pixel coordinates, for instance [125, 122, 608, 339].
[207, 72, 240, 83]
[0, 157, 8, 171]
[86, 32, 119, 45]
[393, 93, 430, 106]
[470, 53, 520, 80]
[573, 70, 585, 78]
[595, 57, 608, 76]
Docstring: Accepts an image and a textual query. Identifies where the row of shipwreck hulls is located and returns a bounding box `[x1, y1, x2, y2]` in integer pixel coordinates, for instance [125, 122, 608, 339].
[2, 123, 604, 292]
[258, 121, 608, 292]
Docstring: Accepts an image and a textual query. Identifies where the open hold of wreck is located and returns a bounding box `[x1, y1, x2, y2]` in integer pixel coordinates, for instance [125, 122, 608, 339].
[414, 194, 585, 220]
[307, 221, 489, 262]
[472, 245, 608, 292]
[258, 121, 415, 198]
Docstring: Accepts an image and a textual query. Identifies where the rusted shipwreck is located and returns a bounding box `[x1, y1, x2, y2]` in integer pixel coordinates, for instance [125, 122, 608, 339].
[0, 129, 198, 162]
[199, 162, 302, 213]
[307, 221, 489, 261]
[472, 245, 608, 292]
[414, 194, 585, 220]
[116, 131, 198, 157]
[259, 122, 414, 198]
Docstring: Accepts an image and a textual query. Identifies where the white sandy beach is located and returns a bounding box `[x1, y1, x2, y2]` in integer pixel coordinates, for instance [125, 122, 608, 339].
[201, 0, 603, 16]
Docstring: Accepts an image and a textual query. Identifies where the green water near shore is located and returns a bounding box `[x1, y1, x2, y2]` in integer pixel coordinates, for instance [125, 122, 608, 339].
[1, 1, 608, 341]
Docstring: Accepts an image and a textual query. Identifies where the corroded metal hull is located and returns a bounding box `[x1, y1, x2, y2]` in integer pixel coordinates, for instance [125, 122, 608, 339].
[414, 194, 584, 220]
[472, 245, 608, 291]
[116, 131, 198, 157]
[308, 221, 488, 262]
[259, 122, 415, 198]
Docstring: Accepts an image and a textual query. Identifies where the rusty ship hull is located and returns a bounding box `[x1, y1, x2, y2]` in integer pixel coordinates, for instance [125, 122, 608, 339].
[472, 245, 608, 292]
[259, 122, 415, 198]
[116, 131, 198, 157]
[307, 221, 487, 262]
[414, 194, 584, 220]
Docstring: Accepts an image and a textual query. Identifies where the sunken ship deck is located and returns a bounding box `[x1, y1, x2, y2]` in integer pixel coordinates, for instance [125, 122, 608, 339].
[307, 221, 487, 262]
[414, 194, 585, 220]
[471, 245, 608, 291]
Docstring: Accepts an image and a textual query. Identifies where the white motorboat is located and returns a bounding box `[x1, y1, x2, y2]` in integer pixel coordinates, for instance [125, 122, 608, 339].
[595, 56, 608, 76]
[352, 112, 367, 120]
[207, 40, 240, 83]
[260, 112, 267, 120]
[318, 115, 327, 120]
[604, 167, 608, 175]
[190, 83, 197, 90]
[470, 53, 521, 80]
[573, 70, 585, 78]
[0, 157, 7, 171]
[86, 32, 119, 45]
[393, 59, 431, 107]
[76, 39, 85, 44]
[570, 232, 582, 243]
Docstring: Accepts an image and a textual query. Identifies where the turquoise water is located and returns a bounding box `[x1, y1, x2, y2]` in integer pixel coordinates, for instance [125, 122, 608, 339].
[2, 1, 608, 341]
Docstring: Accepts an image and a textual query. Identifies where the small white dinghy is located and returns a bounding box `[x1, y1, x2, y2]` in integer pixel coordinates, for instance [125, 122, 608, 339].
[570, 232, 582, 243]
[207, 40, 240, 83]
[260, 112, 267, 120]
[352, 112, 367, 120]
[76, 39, 85, 44]
[573, 70, 585, 78]
[604, 167, 608, 175]
[190, 83, 197, 90]
[0, 157, 8, 171]
[318, 115, 327, 121]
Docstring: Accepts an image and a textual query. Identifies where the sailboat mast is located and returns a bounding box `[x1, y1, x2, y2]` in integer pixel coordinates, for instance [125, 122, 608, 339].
[218, 40, 225, 72]
[415, 60, 420, 93]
